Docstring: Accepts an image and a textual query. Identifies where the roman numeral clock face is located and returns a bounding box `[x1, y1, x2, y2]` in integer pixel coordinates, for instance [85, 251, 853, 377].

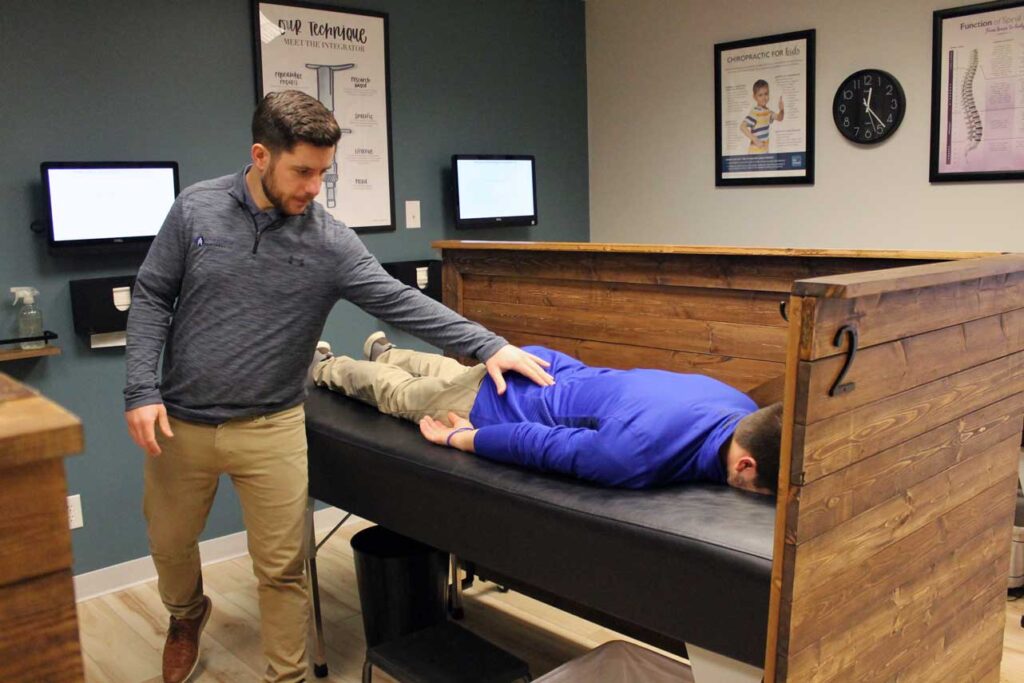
[833, 69, 906, 144]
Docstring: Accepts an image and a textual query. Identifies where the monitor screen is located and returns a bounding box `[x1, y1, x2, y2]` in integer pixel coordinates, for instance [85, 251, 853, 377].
[452, 155, 537, 228]
[42, 162, 179, 248]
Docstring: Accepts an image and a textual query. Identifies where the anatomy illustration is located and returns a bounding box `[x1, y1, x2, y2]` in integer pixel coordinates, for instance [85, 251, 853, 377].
[960, 48, 983, 157]
[306, 63, 355, 208]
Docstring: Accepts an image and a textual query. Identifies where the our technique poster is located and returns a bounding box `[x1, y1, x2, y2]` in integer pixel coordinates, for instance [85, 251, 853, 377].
[255, 1, 394, 230]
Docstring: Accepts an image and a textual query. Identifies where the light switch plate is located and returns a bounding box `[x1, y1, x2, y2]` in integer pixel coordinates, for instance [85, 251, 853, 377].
[405, 200, 421, 229]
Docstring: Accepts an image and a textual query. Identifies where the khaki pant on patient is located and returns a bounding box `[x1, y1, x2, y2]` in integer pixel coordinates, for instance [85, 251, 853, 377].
[145, 404, 309, 683]
[312, 347, 488, 422]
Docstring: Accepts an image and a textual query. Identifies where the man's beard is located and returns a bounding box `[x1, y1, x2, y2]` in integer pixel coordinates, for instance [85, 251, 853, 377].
[260, 164, 299, 215]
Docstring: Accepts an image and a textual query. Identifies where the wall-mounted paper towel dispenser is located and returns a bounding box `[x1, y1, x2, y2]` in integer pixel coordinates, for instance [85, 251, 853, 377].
[69, 275, 136, 348]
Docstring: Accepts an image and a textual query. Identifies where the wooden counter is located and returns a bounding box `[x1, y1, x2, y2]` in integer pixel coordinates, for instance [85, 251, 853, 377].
[0, 373, 84, 681]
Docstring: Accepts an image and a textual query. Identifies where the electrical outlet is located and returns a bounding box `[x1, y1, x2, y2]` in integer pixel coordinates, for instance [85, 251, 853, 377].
[67, 494, 83, 529]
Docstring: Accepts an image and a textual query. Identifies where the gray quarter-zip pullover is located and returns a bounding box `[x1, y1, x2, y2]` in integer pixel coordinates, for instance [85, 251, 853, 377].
[124, 167, 506, 424]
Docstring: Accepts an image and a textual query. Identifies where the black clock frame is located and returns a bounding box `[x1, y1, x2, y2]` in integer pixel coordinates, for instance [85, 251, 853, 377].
[832, 69, 906, 145]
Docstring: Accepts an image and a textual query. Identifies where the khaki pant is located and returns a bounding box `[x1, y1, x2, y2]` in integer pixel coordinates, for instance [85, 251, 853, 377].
[145, 404, 309, 683]
[312, 347, 487, 422]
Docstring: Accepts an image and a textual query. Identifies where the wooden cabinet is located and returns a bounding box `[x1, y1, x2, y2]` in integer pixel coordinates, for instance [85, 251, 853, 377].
[0, 373, 84, 681]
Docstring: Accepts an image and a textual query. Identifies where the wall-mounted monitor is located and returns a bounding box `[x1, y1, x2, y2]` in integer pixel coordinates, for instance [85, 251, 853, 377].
[41, 161, 180, 250]
[452, 155, 537, 229]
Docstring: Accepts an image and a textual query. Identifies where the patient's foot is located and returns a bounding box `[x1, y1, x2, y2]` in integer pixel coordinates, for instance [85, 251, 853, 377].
[308, 341, 334, 382]
[363, 331, 395, 361]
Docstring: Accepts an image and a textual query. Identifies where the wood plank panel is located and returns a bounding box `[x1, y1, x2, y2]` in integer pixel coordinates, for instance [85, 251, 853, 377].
[819, 580, 1006, 683]
[462, 275, 789, 327]
[490, 331, 784, 391]
[796, 307, 1024, 423]
[434, 240, 987, 260]
[793, 252, 1024, 299]
[891, 599, 1005, 683]
[773, 476, 1015, 680]
[787, 502, 1009, 657]
[790, 435, 1018, 598]
[785, 555, 1007, 681]
[441, 258, 463, 315]
[0, 391, 83, 468]
[799, 269, 1024, 360]
[448, 250, 930, 295]
[465, 301, 788, 362]
[763, 296, 805, 683]
[0, 458, 72, 586]
[790, 394, 1024, 543]
[792, 349, 1024, 483]
[0, 569, 83, 681]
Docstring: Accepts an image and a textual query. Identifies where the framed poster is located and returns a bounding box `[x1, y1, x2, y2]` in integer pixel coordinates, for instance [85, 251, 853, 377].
[714, 30, 815, 186]
[253, 1, 395, 231]
[931, 0, 1024, 182]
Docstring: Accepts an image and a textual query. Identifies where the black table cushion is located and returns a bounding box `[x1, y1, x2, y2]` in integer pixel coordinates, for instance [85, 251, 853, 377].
[306, 387, 776, 666]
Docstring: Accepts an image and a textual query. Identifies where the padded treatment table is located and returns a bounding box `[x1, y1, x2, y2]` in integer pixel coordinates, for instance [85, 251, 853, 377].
[305, 385, 777, 667]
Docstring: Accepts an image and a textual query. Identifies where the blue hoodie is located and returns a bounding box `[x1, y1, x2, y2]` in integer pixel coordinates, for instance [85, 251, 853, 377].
[470, 347, 756, 488]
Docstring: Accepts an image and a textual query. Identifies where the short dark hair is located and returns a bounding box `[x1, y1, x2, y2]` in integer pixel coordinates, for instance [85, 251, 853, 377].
[252, 90, 341, 152]
[752, 79, 769, 94]
[734, 402, 783, 492]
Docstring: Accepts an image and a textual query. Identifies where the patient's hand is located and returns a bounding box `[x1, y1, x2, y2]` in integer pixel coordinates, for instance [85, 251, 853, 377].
[420, 412, 477, 452]
[484, 344, 554, 395]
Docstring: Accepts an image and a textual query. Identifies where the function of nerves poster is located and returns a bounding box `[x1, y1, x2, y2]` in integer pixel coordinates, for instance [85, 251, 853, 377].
[937, 5, 1024, 174]
[257, 2, 393, 230]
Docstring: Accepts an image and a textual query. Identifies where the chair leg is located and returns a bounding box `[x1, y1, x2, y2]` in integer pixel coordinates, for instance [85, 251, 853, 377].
[362, 657, 373, 683]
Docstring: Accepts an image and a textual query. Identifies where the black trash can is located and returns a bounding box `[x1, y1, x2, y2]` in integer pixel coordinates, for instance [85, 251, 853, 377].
[351, 525, 448, 648]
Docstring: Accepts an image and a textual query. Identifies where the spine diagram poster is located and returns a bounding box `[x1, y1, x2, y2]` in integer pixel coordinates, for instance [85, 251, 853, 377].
[254, 1, 395, 230]
[931, 1, 1024, 182]
[715, 30, 815, 186]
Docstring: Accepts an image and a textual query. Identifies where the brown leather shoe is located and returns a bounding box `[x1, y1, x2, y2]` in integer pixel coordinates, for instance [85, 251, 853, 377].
[162, 596, 211, 683]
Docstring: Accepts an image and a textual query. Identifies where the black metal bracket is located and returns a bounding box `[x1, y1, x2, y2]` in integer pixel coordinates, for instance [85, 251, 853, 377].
[779, 300, 789, 322]
[0, 330, 59, 347]
[829, 325, 858, 397]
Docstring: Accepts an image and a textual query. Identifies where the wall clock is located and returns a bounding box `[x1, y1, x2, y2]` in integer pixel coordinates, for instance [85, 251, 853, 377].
[833, 69, 906, 144]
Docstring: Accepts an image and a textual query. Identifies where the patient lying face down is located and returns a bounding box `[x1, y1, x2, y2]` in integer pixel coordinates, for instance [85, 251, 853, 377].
[312, 334, 782, 495]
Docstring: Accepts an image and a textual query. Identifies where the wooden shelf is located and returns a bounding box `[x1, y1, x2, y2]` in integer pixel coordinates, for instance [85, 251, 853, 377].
[0, 346, 61, 362]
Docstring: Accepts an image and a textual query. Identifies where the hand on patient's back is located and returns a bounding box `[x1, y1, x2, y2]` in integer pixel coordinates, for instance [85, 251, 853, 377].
[484, 344, 554, 395]
[125, 403, 174, 456]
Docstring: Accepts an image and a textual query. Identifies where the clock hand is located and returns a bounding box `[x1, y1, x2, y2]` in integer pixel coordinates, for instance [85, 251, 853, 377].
[867, 108, 886, 128]
[862, 87, 874, 114]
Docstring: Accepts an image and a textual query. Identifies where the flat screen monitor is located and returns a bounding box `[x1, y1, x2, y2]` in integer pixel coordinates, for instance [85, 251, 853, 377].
[452, 155, 537, 228]
[41, 161, 180, 249]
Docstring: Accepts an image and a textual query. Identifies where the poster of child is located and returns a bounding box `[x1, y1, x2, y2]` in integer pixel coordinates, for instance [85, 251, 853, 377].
[739, 79, 785, 153]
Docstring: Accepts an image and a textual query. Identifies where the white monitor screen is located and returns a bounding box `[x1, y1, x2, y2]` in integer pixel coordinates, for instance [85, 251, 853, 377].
[44, 165, 178, 244]
[455, 157, 536, 223]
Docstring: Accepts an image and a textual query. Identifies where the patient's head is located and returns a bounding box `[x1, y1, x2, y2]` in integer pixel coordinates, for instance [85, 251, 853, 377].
[724, 403, 783, 496]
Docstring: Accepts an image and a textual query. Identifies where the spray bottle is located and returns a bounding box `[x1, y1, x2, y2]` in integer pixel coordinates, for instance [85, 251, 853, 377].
[10, 287, 44, 350]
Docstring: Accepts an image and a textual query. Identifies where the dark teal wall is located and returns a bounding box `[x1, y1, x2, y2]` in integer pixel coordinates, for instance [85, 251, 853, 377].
[0, 1, 588, 574]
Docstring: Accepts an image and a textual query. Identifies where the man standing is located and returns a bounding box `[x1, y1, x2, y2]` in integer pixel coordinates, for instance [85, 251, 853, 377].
[124, 90, 552, 683]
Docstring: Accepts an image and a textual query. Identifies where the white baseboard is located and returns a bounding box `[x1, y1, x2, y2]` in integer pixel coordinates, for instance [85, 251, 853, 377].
[73, 506, 351, 603]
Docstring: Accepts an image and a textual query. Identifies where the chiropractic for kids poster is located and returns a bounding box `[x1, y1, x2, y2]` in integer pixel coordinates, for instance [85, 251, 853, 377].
[715, 30, 815, 185]
[932, 2, 1024, 181]
[255, 1, 394, 230]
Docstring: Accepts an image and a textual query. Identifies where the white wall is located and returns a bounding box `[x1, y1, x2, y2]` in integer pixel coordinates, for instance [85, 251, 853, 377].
[586, 0, 1022, 251]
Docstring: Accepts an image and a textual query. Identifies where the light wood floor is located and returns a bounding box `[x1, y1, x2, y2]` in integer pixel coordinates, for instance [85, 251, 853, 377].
[79, 516, 1024, 682]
